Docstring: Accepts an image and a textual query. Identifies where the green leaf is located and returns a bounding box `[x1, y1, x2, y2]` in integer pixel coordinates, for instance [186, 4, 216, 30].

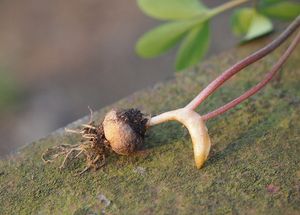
[136, 20, 198, 58]
[259, 2, 300, 21]
[137, 0, 207, 20]
[231, 8, 255, 36]
[231, 8, 273, 41]
[175, 22, 210, 71]
[244, 13, 273, 41]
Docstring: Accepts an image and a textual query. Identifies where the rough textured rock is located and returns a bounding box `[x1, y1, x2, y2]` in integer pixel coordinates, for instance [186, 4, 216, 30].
[0, 36, 299, 214]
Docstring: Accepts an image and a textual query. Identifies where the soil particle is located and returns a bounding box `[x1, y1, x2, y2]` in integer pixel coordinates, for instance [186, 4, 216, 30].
[97, 194, 111, 207]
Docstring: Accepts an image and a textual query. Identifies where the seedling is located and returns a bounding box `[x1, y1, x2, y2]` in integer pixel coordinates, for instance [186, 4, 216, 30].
[42, 16, 300, 175]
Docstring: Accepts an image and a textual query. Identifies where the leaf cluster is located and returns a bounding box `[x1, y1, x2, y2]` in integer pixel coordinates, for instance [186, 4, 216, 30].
[232, 0, 300, 41]
[136, 0, 300, 71]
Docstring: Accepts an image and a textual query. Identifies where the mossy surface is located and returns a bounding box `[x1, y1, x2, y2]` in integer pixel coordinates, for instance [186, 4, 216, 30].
[1, 37, 299, 214]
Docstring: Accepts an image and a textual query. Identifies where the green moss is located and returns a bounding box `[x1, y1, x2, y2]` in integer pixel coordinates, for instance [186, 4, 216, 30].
[0, 38, 299, 214]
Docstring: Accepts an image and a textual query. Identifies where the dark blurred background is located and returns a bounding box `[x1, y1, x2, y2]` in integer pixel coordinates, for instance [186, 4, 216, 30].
[0, 0, 239, 155]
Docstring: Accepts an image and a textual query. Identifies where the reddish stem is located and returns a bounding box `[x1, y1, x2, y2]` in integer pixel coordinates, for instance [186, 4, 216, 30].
[202, 29, 300, 121]
[185, 16, 300, 110]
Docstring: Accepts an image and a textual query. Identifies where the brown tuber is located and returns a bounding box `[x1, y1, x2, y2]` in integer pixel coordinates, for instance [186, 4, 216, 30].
[103, 109, 148, 155]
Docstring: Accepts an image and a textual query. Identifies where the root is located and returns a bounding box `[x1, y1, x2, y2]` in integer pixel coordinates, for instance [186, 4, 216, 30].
[42, 107, 148, 174]
[42, 108, 109, 175]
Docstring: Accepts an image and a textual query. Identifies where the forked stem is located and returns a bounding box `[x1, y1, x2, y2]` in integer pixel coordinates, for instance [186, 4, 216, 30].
[203, 29, 300, 120]
[148, 108, 211, 168]
[185, 16, 300, 110]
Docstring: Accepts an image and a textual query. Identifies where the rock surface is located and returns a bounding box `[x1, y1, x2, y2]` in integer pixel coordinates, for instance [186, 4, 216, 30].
[0, 37, 299, 214]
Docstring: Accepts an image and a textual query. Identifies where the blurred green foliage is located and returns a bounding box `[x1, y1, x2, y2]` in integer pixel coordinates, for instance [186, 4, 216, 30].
[0, 67, 20, 111]
[231, 8, 273, 41]
[136, 0, 300, 71]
